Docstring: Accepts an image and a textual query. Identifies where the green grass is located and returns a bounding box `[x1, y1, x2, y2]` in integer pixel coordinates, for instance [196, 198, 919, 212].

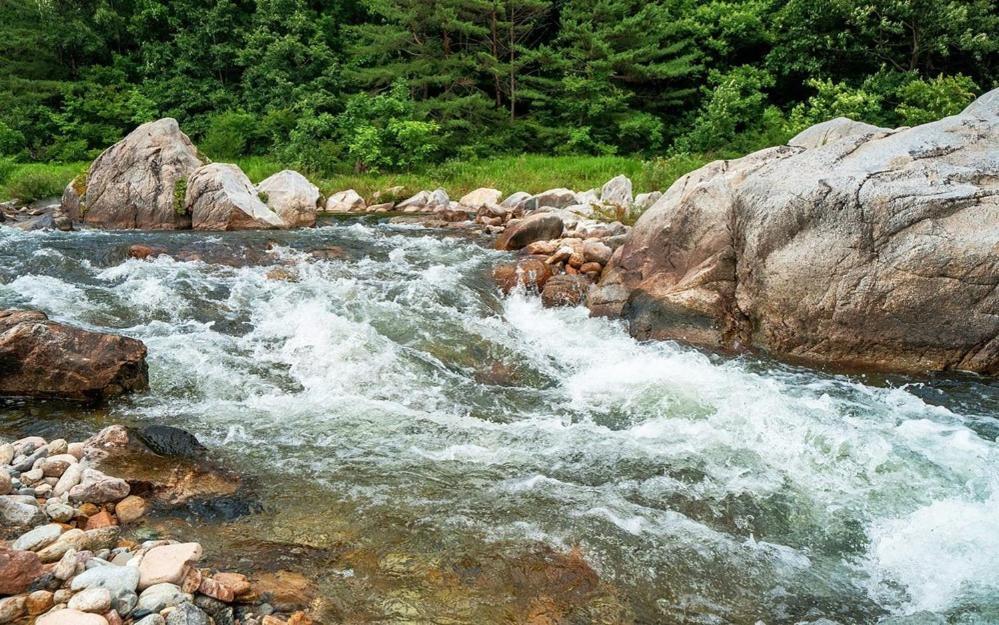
[0, 161, 87, 202]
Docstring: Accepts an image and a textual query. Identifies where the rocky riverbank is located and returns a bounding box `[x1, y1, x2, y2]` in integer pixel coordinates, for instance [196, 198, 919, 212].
[0, 427, 315, 625]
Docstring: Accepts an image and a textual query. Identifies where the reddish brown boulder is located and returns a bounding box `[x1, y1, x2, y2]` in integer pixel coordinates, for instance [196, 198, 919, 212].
[541, 275, 591, 308]
[0, 310, 148, 401]
[0, 547, 43, 595]
[493, 258, 554, 294]
[495, 213, 564, 251]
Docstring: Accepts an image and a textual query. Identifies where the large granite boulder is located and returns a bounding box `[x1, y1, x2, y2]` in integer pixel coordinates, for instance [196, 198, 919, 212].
[0, 310, 149, 401]
[256, 170, 319, 228]
[187, 164, 285, 231]
[79, 118, 205, 229]
[590, 89, 999, 375]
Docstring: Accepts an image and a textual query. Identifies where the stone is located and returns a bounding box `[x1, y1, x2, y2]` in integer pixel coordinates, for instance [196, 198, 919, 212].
[0, 443, 12, 465]
[35, 609, 110, 625]
[0, 548, 43, 595]
[81, 118, 205, 230]
[0, 596, 26, 625]
[71, 563, 140, 600]
[128, 245, 167, 261]
[85, 509, 117, 530]
[541, 275, 591, 308]
[68, 587, 113, 613]
[459, 188, 502, 209]
[138, 543, 203, 590]
[396, 190, 430, 212]
[12, 524, 63, 551]
[495, 213, 564, 251]
[256, 170, 319, 228]
[286, 613, 313, 625]
[26, 590, 54, 615]
[198, 576, 234, 602]
[579, 261, 604, 275]
[0, 470, 10, 496]
[135, 616, 166, 625]
[324, 189, 365, 213]
[36, 527, 120, 563]
[0, 310, 148, 402]
[0, 495, 46, 527]
[47, 440, 68, 455]
[492, 258, 553, 294]
[134, 426, 205, 458]
[523, 188, 576, 212]
[367, 202, 394, 213]
[427, 188, 450, 211]
[212, 572, 251, 597]
[165, 602, 210, 625]
[115, 496, 149, 524]
[41, 454, 78, 478]
[591, 89, 999, 374]
[69, 469, 130, 504]
[53, 463, 84, 497]
[582, 240, 612, 265]
[187, 163, 285, 231]
[136, 583, 188, 613]
[600, 175, 633, 207]
[575, 189, 600, 205]
[45, 503, 76, 523]
[788, 116, 887, 149]
[633, 192, 662, 211]
[83, 426, 130, 461]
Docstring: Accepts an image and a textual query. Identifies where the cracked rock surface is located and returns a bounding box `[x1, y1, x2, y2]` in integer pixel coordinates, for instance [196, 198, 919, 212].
[590, 88, 999, 375]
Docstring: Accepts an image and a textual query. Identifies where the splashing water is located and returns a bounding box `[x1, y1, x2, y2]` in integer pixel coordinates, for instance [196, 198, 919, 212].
[1, 222, 997, 625]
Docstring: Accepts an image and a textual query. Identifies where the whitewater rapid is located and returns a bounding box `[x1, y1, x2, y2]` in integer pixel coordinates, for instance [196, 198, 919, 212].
[1, 222, 997, 624]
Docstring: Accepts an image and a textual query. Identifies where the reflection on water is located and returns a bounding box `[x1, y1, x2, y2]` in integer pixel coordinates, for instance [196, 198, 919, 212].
[1, 221, 997, 625]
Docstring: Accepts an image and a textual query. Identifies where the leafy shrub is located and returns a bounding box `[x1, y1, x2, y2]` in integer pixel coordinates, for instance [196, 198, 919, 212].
[0, 158, 17, 185]
[173, 178, 188, 215]
[6, 169, 66, 201]
[0, 121, 26, 157]
[787, 78, 885, 132]
[895, 74, 979, 126]
[200, 111, 270, 159]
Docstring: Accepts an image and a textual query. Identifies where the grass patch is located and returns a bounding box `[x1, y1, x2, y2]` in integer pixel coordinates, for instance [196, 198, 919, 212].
[0, 161, 87, 202]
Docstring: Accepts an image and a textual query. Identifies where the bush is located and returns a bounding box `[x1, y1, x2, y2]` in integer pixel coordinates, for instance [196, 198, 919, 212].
[787, 78, 885, 132]
[0, 158, 17, 186]
[6, 168, 66, 201]
[200, 110, 270, 159]
[895, 74, 979, 126]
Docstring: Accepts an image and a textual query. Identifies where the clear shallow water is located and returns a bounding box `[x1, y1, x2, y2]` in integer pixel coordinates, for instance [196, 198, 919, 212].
[1, 221, 997, 625]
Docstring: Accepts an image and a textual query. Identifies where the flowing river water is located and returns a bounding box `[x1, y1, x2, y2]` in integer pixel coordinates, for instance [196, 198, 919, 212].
[1, 219, 997, 625]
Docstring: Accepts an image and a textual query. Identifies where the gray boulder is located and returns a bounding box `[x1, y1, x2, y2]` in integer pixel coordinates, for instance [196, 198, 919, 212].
[81, 118, 205, 229]
[591, 90, 999, 375]
[600, 175, 633, 207]
[187, 164, 284, 231]
[324, 189, 365, 213]
[523, 188, 576, 212]
[788, 117, 888, 149]
[256, 170, 319, 228]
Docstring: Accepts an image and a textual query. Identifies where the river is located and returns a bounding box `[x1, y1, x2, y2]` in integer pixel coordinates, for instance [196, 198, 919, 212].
[1, 219, 997, 625]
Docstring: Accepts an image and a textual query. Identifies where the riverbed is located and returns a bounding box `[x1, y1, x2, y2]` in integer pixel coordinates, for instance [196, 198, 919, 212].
[1, 220, 997, 624]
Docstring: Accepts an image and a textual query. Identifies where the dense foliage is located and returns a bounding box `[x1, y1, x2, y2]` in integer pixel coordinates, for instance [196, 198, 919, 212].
[0, 0, 995, 173]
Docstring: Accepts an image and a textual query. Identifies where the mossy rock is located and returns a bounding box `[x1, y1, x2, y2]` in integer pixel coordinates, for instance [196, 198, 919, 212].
[173, 177, 189, 215]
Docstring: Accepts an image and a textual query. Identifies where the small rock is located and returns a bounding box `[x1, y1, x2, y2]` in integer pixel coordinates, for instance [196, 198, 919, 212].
[212, 572, 251, 596]
[138, 543, 203, 590]
[323, 190, 365, 213]
[0, 547, 43, 595]
[69, 469, 130, 504]
[134, 616, 166, 625]
[136, 583, 188, 613]
[68, 587, 113, 613]
[13, 524, 63, 551]
[0, 495, 46, 527]
[53, 463, 84, 497]
[0, 470, 11, 496]
[41, 454, 78, 478]
[582, 240, 612, 265]
[134, 426, 205, 459]
[0, 443, 13, 466]
[198, 576, 234, 602]
[165, 602, 210, 625]
[26, 589, 54, 615]
[0, 596, 26, 624]
[70, 561, 140, 597]
[35, 609, 110, 625]
[85, 509, 118, 530]
[37, 527, 120, 563]
[115, 496, 149, 524]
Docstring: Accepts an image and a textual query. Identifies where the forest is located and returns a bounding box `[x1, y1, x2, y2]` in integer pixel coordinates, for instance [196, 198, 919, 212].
[0, 0, 996, 179]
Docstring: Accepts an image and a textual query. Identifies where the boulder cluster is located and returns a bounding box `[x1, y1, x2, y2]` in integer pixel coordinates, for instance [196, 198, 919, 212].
[0, 429, 314, 625]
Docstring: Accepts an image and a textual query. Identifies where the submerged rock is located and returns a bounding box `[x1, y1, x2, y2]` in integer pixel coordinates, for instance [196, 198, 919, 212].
[81, 118, 205, 230]
[591, 89, 999, 374]
[0, 310, 149, 401]
[187, 164, 285, 231]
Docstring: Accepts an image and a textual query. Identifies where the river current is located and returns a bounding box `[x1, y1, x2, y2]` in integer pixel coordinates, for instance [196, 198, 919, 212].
[1, 220, 997, 625]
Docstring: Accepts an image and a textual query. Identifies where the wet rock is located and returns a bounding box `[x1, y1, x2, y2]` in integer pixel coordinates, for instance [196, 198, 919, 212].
[582, 240, 612, 265]
[256, 170, 319, 228]
[0, 310, 149, 402]
[198, 577, 234, 602]
[35, 609, 110, 625]
[194, 594, 234, 625]
[212, 572, 251, 597]
[134, 426, 206, 459]
[541, 275, 591, 308]
[138, 543, 203, 589]
[68, 587, 113, 613]
[593, 90, 999, 374]
[493, 258, 554, 294]
[252, 570, 316, 612]
[115, 495, 149, 524]
[495, 213, 564, 251]
[13, 524, 63, 551]
[323, 190, 365, 213]
[187, 163, 285, 231]
[81, 118, 205, 230]
[69, 469, 131, 504]
[0, 547, 43, 595]
[128, 245, 168, 260]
